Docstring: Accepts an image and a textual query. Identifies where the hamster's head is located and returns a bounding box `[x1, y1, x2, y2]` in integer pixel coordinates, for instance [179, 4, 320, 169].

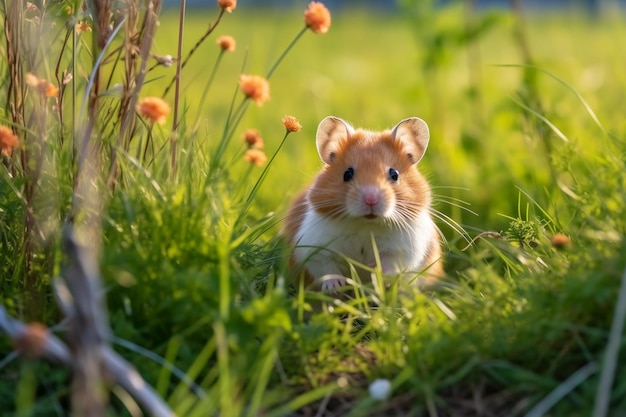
[308, 116, 433, 226]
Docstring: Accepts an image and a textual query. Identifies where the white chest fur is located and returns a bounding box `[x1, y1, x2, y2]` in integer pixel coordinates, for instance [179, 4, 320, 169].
[293, 207, 437, 281]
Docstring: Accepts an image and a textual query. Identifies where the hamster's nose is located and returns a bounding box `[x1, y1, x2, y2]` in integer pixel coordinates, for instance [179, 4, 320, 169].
[362, 187, 380, 206]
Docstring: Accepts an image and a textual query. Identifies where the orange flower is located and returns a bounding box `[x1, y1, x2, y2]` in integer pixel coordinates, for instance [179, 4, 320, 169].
[218, 0, 236, 13]
[304, 2, 331, 34]
[282, 115, 302, 133]
[239, 74, 270, 106]
[137, 97, 171, 125]
[216, 35, 236, 52]
[25, 73, 58, 98]
[551, 233, 571, 250]
[244, 148, 267, 166]
[0, 125, 19, 156]
[44, 83, 59, 97]
[14, 322, 48, 359]
[243, 129, 264, 148]
[75, 20, 92, 34]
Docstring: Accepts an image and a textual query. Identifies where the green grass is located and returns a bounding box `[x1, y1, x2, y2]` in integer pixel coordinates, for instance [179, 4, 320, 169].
[1, 2, 626, 416]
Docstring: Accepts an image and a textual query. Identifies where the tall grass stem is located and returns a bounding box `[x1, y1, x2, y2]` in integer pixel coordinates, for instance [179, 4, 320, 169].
[236, 130, 291, 226]
[265, 26, 308, 80]
[593, 262, 626, 417]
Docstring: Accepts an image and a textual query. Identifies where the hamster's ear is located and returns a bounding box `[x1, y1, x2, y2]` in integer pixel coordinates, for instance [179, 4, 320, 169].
[316, 116, 354, 164]
[391, 117, 430, 164]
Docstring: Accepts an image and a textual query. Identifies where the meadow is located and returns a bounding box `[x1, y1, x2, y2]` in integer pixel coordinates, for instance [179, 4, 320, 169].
[1, 1, 626, 416]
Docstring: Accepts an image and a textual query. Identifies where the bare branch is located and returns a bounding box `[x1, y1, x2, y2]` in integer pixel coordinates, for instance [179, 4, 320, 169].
[0, 225, 177, 417]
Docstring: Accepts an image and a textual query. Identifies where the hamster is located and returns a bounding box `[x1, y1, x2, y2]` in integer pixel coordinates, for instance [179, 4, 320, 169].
[281, 116, 443, 292]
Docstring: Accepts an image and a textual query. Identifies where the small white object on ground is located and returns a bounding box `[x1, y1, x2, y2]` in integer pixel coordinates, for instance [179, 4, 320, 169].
[368, 378, 392, 400]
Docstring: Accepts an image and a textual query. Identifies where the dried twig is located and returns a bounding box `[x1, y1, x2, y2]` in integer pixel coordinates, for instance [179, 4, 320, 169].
[0, 225, 176, 417]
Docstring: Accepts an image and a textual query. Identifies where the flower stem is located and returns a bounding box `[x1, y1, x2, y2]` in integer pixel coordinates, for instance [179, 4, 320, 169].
[163, 9, 226, 98]
[236, 130, 291, 226]
[169, 0, 187, 179]
[265, 26, 308, 80]
[194, 50, 225, 131]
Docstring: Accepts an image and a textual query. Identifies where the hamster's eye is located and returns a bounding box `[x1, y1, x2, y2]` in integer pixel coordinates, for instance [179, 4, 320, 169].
[389, 168, 399, 182]
[343, 167, 355, 182]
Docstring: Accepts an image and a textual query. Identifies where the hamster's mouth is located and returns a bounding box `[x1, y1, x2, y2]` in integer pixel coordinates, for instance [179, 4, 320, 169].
[364, 214, 377, 220]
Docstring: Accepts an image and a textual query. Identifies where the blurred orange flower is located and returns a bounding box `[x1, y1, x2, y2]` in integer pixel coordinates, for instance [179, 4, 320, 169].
[551, 233, 571, 250]
[0, 125, 19, 156]
[44, 83, 59, 97]
[218, 0, 236, 13]
[244, 148, 267, 166]
[304, 2, 331, 34]
[243, 129, 264, 148]
[75, 20, 92, 33]
[239, 74, 270, 106]
[14, 322, 48, 359]
[282, 115, 302, 133]
[216, 35, 236, 52]
[137, 97, 171, 125]
[25, 73, 58, 98]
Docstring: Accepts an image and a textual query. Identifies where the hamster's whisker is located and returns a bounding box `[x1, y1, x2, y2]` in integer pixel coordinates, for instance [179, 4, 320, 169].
[430, 209, 471, 243]
[387, 208, 417, 233]
[432, 195, 478, 217]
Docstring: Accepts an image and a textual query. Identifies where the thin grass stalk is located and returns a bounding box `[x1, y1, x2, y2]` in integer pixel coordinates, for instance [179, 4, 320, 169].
[246, 334, 280, 417]
[76, 17, 126, 200]
[236, 130, 291, 227]
[190, 35, 243, 182]
[524, 362, 598, 417]
[193, 50, 225, 132]
[162, 8, 225, 98]
[119, 0, 140, 155]
[207, 81, 247, 179]
[214, 321, 232, 415]
[83, 0, 114, 168]
[265, 26, 308, 80]
[54, 28, 73, 145]
[593, 262, 626, 417]
[169, 0, 186, 178]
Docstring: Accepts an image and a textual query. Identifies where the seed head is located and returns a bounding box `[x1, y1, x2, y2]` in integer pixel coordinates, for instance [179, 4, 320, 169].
[0, 125, 19, 156]
[243, 129, 264, 148]
[137, 97, 171, 125]
[14, 322, 48, 359]
[218, 0, 236, 13]
[282, 115, 302, 133]
[304, 2, 331, 34]
[551, 233, 571, 250]
[239, 74, 270, 106]
[244, 148, 267, 166]
[216, 35, 236, 52]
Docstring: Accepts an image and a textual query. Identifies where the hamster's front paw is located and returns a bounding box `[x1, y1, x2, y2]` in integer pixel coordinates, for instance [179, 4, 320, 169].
[321, 274, 347, 293]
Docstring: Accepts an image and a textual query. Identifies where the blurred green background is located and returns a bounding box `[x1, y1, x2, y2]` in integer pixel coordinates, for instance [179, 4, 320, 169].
[148, 2, 625, 241]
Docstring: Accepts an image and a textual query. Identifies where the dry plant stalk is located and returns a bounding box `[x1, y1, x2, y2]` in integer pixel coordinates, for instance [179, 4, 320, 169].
[0, 226, 175, 417]
[107, 0, 162, 189]
[3, 0, 54, 320]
